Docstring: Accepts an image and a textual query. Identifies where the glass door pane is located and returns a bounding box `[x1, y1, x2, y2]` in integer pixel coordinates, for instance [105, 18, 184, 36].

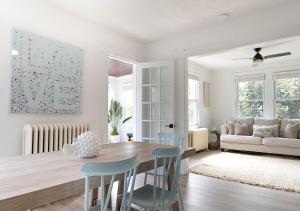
[151, 121, 160, 142]
[151, 67, 160, 84]
[142, 68, 151, 84]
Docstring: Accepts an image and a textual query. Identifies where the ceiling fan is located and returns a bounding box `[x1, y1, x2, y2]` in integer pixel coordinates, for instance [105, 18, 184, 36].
[232, 48, 292, 65]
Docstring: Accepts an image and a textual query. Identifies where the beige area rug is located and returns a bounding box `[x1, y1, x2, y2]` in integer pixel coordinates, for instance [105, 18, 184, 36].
[190, 152, 300, 192]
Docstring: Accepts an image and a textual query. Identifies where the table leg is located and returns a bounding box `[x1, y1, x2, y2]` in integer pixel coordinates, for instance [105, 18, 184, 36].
[91, 188, 98, 206]
[116, 180, 124, 210]
[167, 158, 180, 211]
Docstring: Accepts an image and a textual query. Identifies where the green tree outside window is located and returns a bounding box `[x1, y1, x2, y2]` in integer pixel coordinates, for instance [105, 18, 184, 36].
[238, 80, 264, 117]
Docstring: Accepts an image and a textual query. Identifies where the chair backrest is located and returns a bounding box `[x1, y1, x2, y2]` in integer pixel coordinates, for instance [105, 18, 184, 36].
[81, 155, 139, 211]
[151, 147, 182, 209]
[157, 132, 184, 148]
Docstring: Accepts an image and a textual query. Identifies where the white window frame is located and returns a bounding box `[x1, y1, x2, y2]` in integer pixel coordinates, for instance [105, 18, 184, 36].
[188, 75, 200, 128]
[235, 74, 265, 118]
[273, 71, 300, 119]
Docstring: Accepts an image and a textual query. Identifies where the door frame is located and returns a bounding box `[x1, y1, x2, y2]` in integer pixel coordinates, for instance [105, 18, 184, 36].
[184, 58, 189, 147]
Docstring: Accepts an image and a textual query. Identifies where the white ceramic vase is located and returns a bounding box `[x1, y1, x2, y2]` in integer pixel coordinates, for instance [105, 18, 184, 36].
[110, 135, 120, 143]
[74, 131, 101, 158]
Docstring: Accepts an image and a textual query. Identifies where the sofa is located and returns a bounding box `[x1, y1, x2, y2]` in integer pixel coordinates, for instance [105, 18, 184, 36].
[220, 118, 300, 156]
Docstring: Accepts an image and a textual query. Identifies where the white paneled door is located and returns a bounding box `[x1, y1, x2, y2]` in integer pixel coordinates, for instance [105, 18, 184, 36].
[136, 61, 174, 142]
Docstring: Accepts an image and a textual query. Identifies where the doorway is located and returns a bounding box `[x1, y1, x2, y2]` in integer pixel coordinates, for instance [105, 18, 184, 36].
[107, 56, 136, 143]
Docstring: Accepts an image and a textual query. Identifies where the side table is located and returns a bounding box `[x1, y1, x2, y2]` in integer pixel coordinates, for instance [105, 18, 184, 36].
[208, 129, 220, 150]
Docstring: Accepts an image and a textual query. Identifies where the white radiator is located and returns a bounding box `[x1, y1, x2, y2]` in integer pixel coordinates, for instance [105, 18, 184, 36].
[188, 128, 208, 152]
[23, 122, 89, 155]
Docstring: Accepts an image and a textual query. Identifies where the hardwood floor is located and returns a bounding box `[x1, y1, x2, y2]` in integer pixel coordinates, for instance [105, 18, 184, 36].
[35, 150, 300, 211]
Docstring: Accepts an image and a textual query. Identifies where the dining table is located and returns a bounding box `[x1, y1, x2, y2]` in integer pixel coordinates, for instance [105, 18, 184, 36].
[0, 141, 195, 211]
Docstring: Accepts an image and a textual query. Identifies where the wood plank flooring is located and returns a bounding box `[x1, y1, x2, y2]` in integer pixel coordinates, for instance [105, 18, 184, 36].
[35, 150, 300, 211]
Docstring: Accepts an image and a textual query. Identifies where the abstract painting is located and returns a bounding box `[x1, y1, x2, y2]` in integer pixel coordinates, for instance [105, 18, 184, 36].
[10, 30, 83, 114]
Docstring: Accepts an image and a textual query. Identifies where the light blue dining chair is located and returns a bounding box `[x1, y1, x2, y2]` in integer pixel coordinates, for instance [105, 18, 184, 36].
[81, 155, 139, 211]
[160, 132, 184, 147]
[144, 132, 184, 185]
[144, 132, 185, 209]
[131, 147, 182, 210]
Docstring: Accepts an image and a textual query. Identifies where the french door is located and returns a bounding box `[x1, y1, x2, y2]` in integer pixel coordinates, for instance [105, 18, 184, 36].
[136, 61, 174, 143]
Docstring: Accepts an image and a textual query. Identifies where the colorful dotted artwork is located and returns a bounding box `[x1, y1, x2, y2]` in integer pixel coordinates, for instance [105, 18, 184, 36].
[10, 30, 83, 114]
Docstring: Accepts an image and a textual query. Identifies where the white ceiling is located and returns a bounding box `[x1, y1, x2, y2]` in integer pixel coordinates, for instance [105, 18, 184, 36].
[189, 36, 300, 71]
[42, 0, 287, 43]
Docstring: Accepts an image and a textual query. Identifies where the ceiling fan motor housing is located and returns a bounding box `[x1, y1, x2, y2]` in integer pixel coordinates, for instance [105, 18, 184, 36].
[253, 47, 263, 61]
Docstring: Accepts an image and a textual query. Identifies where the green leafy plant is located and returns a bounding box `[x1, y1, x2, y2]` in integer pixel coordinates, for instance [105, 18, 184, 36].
[108, 99, 132, 136]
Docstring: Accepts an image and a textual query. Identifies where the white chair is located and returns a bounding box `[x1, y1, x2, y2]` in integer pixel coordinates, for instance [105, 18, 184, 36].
[81, 155, 138, 211]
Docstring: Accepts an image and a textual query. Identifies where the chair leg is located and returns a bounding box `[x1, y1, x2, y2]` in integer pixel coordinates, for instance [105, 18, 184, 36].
[158, 175, 161, 188]
[178, 187, 184, 210]
[84, 176, 90, 211]
[144, 172, 148, 185]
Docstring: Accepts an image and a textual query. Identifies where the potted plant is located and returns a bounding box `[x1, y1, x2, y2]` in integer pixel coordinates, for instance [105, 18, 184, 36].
[127, 132, 133, 141]
[108, 99, 132, 143]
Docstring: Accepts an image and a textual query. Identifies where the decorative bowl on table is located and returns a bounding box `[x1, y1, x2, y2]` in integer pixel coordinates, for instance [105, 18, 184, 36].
[73, 131, 101, 158]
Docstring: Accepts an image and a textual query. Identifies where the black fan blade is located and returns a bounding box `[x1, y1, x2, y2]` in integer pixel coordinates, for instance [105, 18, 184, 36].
[232, 58, 252, 60]
[264, 52, 291, 59]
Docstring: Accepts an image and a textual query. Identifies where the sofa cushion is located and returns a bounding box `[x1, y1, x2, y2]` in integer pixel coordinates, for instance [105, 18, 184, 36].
[253, 124, 279, 138]
[263, 137, 300, 148]
[234, 122, 251, 136]
[221, 135, 262, 145]
[226, 120, 235, 135]
[254, 118, 280, 136]
[280, 119, 300, 138]
[221, 124, 229, 135]
[230, 117, 254, 134]
[255, 118, 280, 126]
[283, 123, 299, 139]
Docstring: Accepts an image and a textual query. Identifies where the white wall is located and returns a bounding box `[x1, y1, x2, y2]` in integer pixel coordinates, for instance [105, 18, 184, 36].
[0, 0, 145, 157]
[146, 1, 300, 137]
[188, 61, 212, 128]
[210, 70, 236, 129]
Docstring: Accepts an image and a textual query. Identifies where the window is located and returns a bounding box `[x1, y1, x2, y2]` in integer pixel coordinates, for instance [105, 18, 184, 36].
[274, 73, 300, 119]
[236, 76, 264, 117]
[188, 76, 200, 128]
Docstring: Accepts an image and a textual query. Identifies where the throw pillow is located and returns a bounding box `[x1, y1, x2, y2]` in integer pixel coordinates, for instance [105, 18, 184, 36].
[253, 124, 279, 138]
[255, 119, 280, 136]
[234, 123, 250, 136]
[231, 118, 254, 135]
[221, 124, 229, 135]
[283, 123, 299, 139]
[280, 119, 300, 138]
[270, 124, 279, 137]
[226, 121, 235, 135]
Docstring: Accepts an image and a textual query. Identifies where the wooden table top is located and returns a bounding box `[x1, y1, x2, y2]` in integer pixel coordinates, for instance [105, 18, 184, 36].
[0, 142, 195, 210]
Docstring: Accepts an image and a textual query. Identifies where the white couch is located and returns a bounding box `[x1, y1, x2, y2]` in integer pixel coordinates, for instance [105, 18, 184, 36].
[221, 118, 300, 156]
